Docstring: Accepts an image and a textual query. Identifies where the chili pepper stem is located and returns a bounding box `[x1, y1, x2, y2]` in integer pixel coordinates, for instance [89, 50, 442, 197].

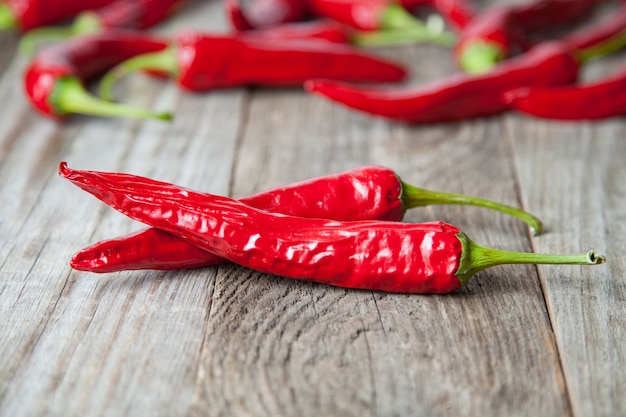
[19, 13, 103, 55]
[576, 28, 626, 63]
[455, 232, 606, 286]
[0, 5, 17, 30]
[400, 181, 543, 235]
[459, 41, 505, 74]
[356, 5, 455, 47]
[352, 21, 455, 47]
[99, 48, 177, 101]
[53, 76, 172, 120]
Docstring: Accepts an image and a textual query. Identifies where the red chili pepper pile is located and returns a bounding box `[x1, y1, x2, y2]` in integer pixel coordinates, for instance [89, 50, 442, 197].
[68, 165, 543, 273]
[3, 0, 618, 292]
[60, 163, 605, 294]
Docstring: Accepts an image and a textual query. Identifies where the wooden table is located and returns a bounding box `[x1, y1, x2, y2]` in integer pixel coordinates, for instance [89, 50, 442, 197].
[1, 1, 624, 416]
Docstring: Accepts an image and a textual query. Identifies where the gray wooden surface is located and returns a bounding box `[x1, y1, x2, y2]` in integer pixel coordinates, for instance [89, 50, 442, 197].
[1, 1, 624, 416]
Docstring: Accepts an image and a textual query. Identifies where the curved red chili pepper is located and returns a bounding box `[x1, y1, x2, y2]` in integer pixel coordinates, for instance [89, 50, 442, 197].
[70, 165, 543, 272]
[0, 0, 115, 31]
[60, 163, 604, 294]
[98, 31, 408, 99]
[503, 64, 626, 120]
[225, 0, 310, 31]
[24, 29, 171, 120]
[456, 0, 603, 73]
[305, 41, 579, 124]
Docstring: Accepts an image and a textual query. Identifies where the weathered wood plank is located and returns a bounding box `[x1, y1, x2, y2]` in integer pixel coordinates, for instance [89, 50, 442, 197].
[510, 117, 626, 417]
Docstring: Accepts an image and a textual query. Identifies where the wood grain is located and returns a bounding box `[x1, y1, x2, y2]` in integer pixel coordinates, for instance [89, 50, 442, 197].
[0, 1, 623, 416]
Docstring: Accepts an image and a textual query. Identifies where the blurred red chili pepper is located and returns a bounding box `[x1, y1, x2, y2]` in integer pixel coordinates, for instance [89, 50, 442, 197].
[501, 4, 626, 120]
[307, 0, 455, 46]
[456, 0, 603, 73]
[60, 163, 604, 294]
[402, 0, 476, 31]
[503, 64, 626, 120]
[24, 29, 171, 120]
[0, 0, 115, 32]
[226, 0, 310, 30]
[239, 19, 351, 43]
[98, 31, 408, 100]
[20, 0, 184, 53]
[305, 41, 579, 124]
[69, 165, 543, 272]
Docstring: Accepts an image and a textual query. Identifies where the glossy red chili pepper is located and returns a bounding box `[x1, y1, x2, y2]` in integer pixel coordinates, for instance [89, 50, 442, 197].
[402, 0, 476, 31]
[24, 29, 171, 120]
[226, 0, 310, 31]
[69, 165, 543, 272]
[20, 0, 184, 52]
[456, 0, 603, 73]
[60, 163, 604, 294]
[97, 31, 408, 100]
[0, 0, 115, 31]
[305, 41, 579, 124]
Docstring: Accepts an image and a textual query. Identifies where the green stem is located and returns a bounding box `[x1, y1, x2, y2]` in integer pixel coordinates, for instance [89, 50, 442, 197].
[455, 232, 606, 286]
[99, 48, 177, 101]
[53, 77, 172, 120]
[19, 12, 103, 55]
[0, 4, 17, 30]
[380, 3, 426, 30]
[401, 181, 543, 235]
[576, 28, 626, 63]
[352, 24, 456, 48]
[459, 41, 505, 74]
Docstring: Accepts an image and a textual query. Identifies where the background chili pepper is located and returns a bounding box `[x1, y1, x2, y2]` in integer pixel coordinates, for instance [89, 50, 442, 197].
[59, 163, 604, 294]
[0, 0, 115, 32]
[97, 31, 408, 100]
[456, 0, 604, 73]
[305, 41, 579, 124]
[19, 0, 185, 53]
[70, 165, 543, 273]
[503, 64, 626, 120]
[225, 0, 310, 30]
[238, 20, 351, 44]
[402, 0, 477, 31]
[24, 29, 171, 120]
[308, 0, 455, 46]
[500, 4, 626, 120]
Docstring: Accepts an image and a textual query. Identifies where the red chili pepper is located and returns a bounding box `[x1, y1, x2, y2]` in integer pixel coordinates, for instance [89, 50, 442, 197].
[402, 0, 476, 31]
[305, 41, 579, 124]
[20, 0, 184, 52]
[456, 0, 603, 73]
[69, 165, 543, 272]
[97, 31, 408, 100]
[0, 0, 115, 32]
[238, 20, 351, 44]
[501, 4, 626, 120]
[503, 64, 626, 120]
[59, 163, 604, 294]
[226, 0, 310, 31]
[24, 29, 171, 120]
[307, 0, 455, 46]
